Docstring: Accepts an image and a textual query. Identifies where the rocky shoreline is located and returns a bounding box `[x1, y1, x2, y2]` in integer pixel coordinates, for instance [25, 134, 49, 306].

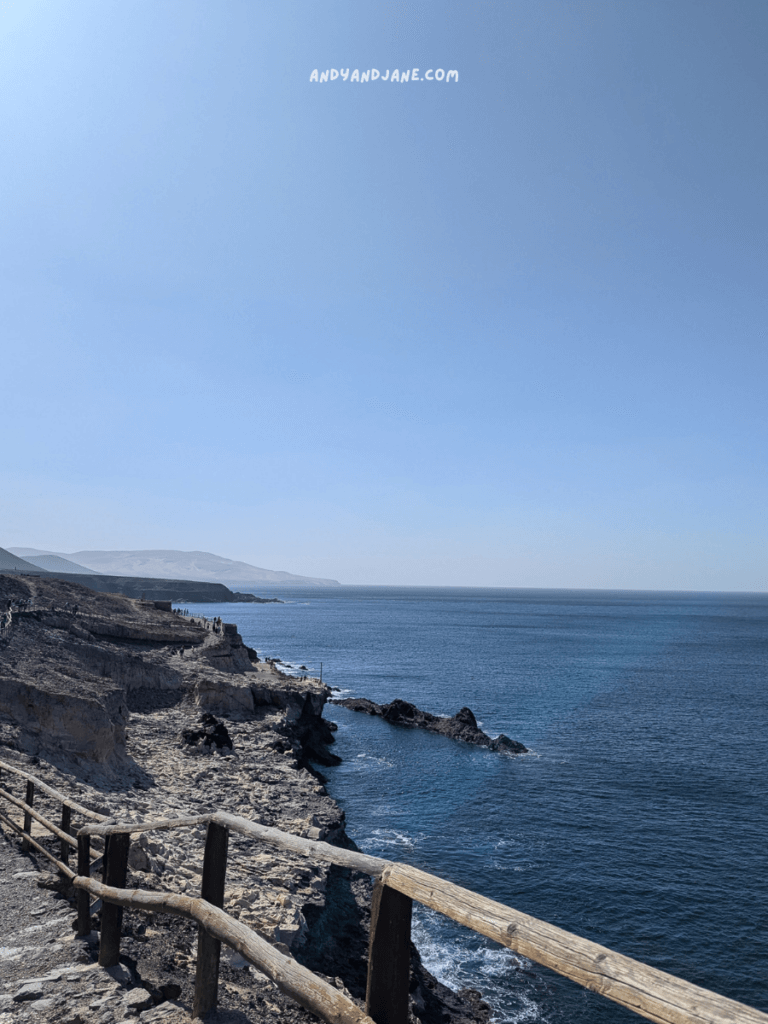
[0, 574, 490, 1024]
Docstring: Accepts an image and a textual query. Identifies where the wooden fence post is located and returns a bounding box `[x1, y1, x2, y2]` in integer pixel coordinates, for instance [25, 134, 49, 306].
[98, 832, 130, 967]
[60, 805, 71, 867]
[193, 820, 229, 1018]
[21, 781, 34, 852]
[77, 834, 91, 936]
[366, 881, 412, 1024]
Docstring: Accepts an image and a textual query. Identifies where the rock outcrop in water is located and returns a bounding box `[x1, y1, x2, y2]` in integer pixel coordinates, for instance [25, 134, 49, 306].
[331, 696, 528, 754]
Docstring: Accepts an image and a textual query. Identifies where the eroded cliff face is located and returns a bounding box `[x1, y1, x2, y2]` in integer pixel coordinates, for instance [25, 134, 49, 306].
[0, 574, 329, 766]
[0, 574, 345, 960]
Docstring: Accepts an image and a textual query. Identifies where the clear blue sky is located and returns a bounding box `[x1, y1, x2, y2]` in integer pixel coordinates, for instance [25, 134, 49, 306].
[1, 1, 766, 589]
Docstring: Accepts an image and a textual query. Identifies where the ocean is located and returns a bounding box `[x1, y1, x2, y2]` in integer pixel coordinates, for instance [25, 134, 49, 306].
[191, 587, 768, 1023]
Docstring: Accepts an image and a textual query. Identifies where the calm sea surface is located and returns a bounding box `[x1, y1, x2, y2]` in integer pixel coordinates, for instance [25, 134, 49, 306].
[192, 587, 768, 1023]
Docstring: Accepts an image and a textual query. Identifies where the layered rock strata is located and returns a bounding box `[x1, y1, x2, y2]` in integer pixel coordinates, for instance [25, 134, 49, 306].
[331, 697, 528, 754]
[0, 575, 300, 764]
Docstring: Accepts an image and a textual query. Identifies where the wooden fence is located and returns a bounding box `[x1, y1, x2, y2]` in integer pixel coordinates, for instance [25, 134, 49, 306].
[1, 757, 766, 1024]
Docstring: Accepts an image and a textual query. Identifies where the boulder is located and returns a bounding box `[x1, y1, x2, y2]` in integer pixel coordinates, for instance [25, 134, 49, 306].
[181, 712, 233, 751]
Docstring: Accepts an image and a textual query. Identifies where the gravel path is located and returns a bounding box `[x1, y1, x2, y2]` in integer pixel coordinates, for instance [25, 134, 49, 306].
[0, 825, 193, 1022]
[0, 824, 86, 987]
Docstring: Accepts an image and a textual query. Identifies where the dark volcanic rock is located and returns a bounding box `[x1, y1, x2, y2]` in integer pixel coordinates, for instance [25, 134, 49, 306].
[332, 697, 528, 754]
[298, 868, 490, 1024]
[296, 709, 342, 769]
[180, 712, 233, 750]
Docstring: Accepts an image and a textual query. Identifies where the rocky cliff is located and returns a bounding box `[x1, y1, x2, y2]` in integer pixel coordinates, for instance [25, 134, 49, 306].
[0, 574, 488, 1024]
[0, 575, 295, 763]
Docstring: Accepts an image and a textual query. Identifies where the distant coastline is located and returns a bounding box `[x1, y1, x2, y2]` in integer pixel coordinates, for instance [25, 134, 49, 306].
[0, 569, 277, 604]
[1, 544, 338, 602]
[8, 547, 341, 588]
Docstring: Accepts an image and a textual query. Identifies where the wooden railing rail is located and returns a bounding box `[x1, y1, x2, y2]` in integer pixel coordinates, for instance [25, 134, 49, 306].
[217, 812, 389, 876]
[79, 814, 210, 837]
[71, 873, 374, 1024]
[2, 761, 768, 1024]
[0, 806, 75, 880]
[0, 784, 77, 849]
[380, 863, 768, 1024]
[78, 811, 389, 876]
[0, 758, 106, 821]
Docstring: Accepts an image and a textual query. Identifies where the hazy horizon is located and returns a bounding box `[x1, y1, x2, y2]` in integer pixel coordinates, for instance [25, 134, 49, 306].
[2, 2, 766, 590]
[4, 544, 767, 596]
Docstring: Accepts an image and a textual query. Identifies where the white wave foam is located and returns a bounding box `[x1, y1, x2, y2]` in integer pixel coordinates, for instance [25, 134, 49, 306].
[493, 838, 517, 849]
[412, 908, 546, 1024]
[370, 807, 406, 819]
[495, 994, 545, 1024]
[350, 752, 394, 768]
[357, 828, 427, 851]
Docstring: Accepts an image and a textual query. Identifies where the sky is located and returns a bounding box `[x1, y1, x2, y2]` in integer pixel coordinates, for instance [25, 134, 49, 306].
[1, 0, 766, 589]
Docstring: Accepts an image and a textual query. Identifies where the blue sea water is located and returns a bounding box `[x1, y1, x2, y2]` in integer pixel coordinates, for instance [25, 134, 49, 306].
[191, 587, 768, 1023]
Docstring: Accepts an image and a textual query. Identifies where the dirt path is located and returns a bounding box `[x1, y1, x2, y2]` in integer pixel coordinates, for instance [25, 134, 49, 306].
[0, 825, 195, 1023]
[0, 824, 86, 990]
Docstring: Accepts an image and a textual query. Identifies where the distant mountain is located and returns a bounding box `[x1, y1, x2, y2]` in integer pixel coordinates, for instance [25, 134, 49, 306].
[8, 549, 340, 587]
[0, 547, 45, 572]
[21, 554, 102, 575]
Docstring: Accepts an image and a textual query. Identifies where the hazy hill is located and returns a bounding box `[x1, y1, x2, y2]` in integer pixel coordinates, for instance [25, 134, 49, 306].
[9, 548, 53, 557]
[0, 547, 43, 573]
[9, 548, 339, 587]
[16, 553, 102, 574]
